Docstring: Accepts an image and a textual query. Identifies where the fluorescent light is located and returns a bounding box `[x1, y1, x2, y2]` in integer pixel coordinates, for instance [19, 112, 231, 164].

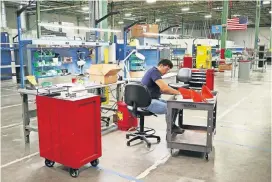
[144, 32, 179, 37]
[118, 21, 124, 24]
[155, 18, 161, 22]
[263, 1, 271, 4]
[146, 0, 156, 3]
[233, 14, 240, 17]
[212, 7, 223, 10]
[39, 22, 121, 33]
[205, 14, 212, 18]
[125, 13, 132, 17]
[85, 17, 90, 20]
[82, 7, 89, 11]
[181, 7, 190, 11]
[270, 11, 272, 14]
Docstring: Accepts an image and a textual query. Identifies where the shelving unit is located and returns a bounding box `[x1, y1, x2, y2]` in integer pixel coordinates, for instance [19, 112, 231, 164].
[31, 49, 62, 79]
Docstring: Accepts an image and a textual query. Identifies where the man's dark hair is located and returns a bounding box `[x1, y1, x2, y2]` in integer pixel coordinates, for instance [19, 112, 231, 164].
[158, 59, 173, 69]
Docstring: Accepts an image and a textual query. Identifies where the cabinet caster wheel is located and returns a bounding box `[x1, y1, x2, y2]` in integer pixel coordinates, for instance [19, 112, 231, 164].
[205, 154, 209, 161]
[45, 159, 55, 167]
[69, 168, 79, 178]
[90, 159, 99, 167]
[147, 143, 151, 148]
[126, 141, 130, 146]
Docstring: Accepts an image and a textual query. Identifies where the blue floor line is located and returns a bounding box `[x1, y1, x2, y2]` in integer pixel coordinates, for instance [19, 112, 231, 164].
[214, 139, 272, 153]
[94, 166, 143, 182]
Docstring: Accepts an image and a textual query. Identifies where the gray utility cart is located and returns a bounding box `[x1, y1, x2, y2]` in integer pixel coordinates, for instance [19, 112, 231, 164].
[166, 92, 217, 161]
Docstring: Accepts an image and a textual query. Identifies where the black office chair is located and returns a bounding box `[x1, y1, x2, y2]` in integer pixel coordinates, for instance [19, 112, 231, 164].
[124, 83, 161, 148]
[169, 68, 192, 89]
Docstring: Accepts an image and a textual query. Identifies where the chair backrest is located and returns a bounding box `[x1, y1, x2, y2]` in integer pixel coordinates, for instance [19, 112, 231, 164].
[124, 83, 152, 108]
[177, 68, 192, 83]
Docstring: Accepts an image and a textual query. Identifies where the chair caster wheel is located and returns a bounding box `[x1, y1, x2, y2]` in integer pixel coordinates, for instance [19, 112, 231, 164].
[157, 138, 161, 143]
[147, 143, 151, 148]
[69, 168, 79, 178]
[106, 123, 109, 127]
[90, 159, 99, 167]
[126, 134, 130, 139]
[127, 141, 130, 146]
[45, 159, 55, 167]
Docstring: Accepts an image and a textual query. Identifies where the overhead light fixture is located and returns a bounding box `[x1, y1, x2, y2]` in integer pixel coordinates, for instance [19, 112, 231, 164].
[146, 0, 156, 3]
[270, 10, 272, 14]
[212, 7, 223, 10]
[118, 21, 124, 24]
[82, 7, 89, 11]
[143, 32, 179, 37]
[233, 14, 240, 17]
[155, 18, 161, 22]
[204, 14, 212, 18]
[38, 22, 121, 33]
[85, 17, 90, 20]
[181, 7, 190, 11]
[125, 13, 132, 17]
[263, 1, 271, 4]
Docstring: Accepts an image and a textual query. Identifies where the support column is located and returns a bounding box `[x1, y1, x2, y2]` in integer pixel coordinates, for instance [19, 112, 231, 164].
[254, 0, 261, 51]
[220, 0, 228, 60]
[76, 16, 80, 35]
[101, 0, 108, 42]
[181, 17, 184, 37]
[110, 2, 114, 42]
[36, 1, 41, 38]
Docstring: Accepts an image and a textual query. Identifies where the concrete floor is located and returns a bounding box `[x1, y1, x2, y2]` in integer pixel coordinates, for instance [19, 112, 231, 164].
[1, 68, 271, 182]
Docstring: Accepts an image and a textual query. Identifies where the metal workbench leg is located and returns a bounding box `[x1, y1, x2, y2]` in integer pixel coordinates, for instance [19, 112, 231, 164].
[21, 94, 31, 143]
[116, 84, 122, 101]
[213, 102, 217, 133]
[166, 108, 173, 142]
[178, 109, 184, 127]
[206, 110, 214, 153]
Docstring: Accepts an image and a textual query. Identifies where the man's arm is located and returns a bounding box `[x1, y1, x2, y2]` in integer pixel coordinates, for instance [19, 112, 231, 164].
[155, 79, 180, 95]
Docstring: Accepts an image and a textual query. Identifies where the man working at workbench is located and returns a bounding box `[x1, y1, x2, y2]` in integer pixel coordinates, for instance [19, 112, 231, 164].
[141, 59, 184, 134]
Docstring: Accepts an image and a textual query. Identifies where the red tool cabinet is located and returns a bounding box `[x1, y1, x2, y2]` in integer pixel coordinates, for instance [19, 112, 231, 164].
[36, 94, 101, 178]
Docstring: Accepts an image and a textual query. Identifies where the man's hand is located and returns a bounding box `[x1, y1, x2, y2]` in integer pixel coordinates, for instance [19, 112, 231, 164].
[155, 79, 180, 95]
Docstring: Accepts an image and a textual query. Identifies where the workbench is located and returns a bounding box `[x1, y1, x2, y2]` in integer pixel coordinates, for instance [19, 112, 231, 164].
[166, 92, 217, 160]
[18, 80, 125, 144]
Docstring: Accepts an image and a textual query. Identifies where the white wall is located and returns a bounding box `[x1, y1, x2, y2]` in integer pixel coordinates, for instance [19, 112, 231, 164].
[228, 27, 271, 48]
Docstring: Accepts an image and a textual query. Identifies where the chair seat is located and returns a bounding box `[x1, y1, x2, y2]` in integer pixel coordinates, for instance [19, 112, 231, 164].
[169, 83, 190, 89]
[127, 106, 154, 116]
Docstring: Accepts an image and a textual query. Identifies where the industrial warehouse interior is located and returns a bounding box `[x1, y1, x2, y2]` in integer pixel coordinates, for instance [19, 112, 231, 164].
[0, 0, 271, 181]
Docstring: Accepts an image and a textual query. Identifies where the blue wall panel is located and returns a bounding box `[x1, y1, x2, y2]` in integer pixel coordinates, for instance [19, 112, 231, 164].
[1, 32, 12, 80]
[138, 49, 158, 69]
[30, 47, 92, 78]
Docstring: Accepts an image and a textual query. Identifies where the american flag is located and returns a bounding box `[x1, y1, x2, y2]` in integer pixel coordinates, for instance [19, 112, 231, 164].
[227, 16, 248, 30]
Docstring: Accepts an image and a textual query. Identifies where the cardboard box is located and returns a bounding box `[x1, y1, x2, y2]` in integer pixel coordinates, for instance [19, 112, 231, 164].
[131, 24, 159, 38]
[129, 71, 145, 78]
[89, 64, 121, 84]
[219, 63, 232, 71]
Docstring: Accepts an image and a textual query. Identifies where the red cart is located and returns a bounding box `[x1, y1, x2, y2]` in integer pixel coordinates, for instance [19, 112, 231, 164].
[36, 94, 101, 177]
